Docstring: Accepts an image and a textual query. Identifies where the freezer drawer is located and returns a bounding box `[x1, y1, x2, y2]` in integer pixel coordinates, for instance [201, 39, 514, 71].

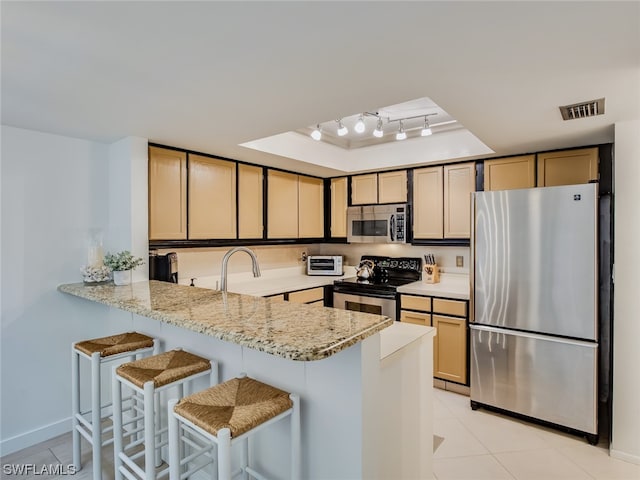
[470, 325, 597, 434]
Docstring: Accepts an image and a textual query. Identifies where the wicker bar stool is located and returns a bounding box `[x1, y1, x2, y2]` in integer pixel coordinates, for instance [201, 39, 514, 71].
[168, 374, 301, 480]
[113, 349, 218, 480]
[72, 331, 159, 480]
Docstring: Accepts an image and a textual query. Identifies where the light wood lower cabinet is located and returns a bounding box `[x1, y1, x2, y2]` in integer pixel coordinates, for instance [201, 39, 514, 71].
[432, 315, 467, 384]
[148, 146, 187, 240]
[238, 164, 263, 239]
[537, 147, 598, 186]
[400, 310, 430, 326]
[484, 155, 536, 191]
[287, 287, 324, 304]
[188, 154, 237, 239]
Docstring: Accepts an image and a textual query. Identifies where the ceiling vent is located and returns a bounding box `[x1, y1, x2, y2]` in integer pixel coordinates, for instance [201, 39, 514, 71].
[559, 98, 605, 120]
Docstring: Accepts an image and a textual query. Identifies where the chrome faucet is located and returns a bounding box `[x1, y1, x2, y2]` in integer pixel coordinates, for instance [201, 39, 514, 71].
[220, 247, 261, 292]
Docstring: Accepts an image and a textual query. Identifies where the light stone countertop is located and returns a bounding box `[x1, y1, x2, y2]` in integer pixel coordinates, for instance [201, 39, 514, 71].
[58, 280, 393, 361]
[396, 273, 470, 300]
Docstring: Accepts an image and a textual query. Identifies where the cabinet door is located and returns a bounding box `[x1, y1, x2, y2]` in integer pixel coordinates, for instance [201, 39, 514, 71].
[444, 162, 475, 238]
[188, 154, 237, 239]
[148, 146, 187, 240]
[378, 170, 407, 203]
[413, 166, 444, 239]
[537, 147, 598, 187]
[433, 315, 467, 384]
[400, 310, 431, 326]
[298, 175, 324, 238]
[288, 287, 324, 304]
[484, 155, 536, 191]
[351, 173, 378, 205]
[267, 170, 298, 238]
[238, 164, 263, 239]
[330, 177, 348, 238]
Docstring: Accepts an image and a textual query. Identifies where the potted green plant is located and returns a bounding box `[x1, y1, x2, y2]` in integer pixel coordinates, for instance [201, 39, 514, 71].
[104, 250, 144, 286]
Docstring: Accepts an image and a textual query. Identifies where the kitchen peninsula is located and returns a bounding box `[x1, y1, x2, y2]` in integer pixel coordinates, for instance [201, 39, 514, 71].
[59, 280, 435, 479]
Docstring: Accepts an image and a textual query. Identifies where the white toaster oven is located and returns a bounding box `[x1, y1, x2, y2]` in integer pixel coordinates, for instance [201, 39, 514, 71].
[306, 255, 343, 276]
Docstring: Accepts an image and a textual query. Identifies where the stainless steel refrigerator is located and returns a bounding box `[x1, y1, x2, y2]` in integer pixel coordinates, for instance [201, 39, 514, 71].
[470, 184, 598, 442]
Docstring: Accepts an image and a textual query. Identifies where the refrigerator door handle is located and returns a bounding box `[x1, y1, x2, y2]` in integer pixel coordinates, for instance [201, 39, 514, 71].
[470, 324, 597, 348]
[469, 193, 475, 323]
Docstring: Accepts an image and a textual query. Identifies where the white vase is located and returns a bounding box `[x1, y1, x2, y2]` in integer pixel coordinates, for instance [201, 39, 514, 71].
[113, 270, 132, 286]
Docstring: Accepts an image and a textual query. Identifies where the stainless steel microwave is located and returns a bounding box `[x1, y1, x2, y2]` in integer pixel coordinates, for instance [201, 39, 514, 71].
[307, 255, 344, 276]
[347, 204, 407, 243]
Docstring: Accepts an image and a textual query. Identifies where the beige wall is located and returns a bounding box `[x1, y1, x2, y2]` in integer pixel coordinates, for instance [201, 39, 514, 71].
[611, 119, 640, 464]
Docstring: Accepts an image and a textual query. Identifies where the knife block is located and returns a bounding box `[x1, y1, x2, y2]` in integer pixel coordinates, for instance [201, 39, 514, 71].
[423, 264, 440, 284]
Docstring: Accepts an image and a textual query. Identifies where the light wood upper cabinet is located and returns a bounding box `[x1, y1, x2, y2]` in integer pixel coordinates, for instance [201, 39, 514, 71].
[188, 154, 237, 239]
[484, 155, 536, 191]
[537, 147, 598, 187]
[238, 164, 263, 239]
[330, 177, 348, 238]
[298, 175, 324, 238]
[433, 315, 467, 384]
[351, 173, 378, 205]
[148, 146, 187, 240]
[378, 170, 407, 203]
[413, 166, 444, 239]
[444, 162, 475, 238]
[267, 170, 299, 238]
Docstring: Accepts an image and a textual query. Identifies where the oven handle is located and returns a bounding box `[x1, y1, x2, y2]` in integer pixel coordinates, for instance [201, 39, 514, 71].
[332, 285, 397, 300]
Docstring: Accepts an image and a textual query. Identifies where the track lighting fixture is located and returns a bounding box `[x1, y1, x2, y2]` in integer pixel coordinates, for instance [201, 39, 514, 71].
[337, 120, 348, 136]
[373, 118, 384, 138]
[421, 116, 432, 136]
[354, 115, 366, 133]
[311, 124, 322, 141]
[395, 120, 407, 140]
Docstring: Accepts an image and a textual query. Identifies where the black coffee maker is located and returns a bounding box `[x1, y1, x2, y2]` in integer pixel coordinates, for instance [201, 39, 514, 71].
[149, 251, 178, 283]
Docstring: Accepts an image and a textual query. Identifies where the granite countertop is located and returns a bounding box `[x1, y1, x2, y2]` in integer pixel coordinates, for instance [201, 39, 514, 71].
[396, 273, 470, 300]
[58, 280, 393, 361]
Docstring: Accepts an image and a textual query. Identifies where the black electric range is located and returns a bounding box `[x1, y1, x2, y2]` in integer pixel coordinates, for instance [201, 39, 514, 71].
[333, 256, 422, 299]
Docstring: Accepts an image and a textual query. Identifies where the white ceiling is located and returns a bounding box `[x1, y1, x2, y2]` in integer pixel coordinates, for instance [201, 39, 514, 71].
[2, 2, 639, 178]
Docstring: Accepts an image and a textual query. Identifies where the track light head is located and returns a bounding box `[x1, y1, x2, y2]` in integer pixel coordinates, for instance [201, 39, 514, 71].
[373, 118, 384, 138]
[396, 120, 407, 141]
[311, 125, 322, 141]
[421, 117, 432, 137]
[354, 115, 366, 133]
[337, 120, 348, 136]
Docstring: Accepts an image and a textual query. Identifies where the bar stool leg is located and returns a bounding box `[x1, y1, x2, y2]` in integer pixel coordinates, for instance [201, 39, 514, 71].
[112, 366, 124, 480]
[240, 438, 248, 480]
[217, 428, 232, 480]
[144, 381, 156, 480]
[154, 391, 162, 468]
[290, 393, 301, 480]
[91, 352, 102, 480]
[71, 347, 81, 470]
[167, 399, 180, 480]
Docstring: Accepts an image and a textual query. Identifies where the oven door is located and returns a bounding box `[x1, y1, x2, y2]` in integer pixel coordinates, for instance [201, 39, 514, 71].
[333, 291, 396, 321]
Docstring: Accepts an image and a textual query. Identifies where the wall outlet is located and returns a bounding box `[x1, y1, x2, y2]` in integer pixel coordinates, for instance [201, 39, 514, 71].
[456, 256, 464, 267]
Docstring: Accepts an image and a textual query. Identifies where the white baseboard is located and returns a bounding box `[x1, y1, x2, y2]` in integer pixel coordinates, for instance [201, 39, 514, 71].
[0, 417, 71, 457]
[610, 448, 640, 466]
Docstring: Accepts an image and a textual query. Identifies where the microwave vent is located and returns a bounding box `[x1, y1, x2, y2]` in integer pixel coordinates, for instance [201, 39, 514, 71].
[559, 98, 605, 120]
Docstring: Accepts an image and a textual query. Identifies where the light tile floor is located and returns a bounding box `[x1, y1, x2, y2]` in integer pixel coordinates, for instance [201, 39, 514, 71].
[2, 388, 639, 479]
[433, 387, 640, 480]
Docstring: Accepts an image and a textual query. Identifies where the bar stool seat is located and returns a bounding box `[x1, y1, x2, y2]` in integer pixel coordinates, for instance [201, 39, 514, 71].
[72, 332, 158, 480]
[113, 349, 218, 480]
[168, 375, 300, 480]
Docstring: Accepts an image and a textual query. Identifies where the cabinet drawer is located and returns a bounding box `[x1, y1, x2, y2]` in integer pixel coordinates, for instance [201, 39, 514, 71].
[288, 287, 324, 304]
[432, 298, 466, 317]
[400, 295, 431, 312]
[400, 310, 430, 326]
[268, 294, 286, 303]
[308, 299, 325, 306]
